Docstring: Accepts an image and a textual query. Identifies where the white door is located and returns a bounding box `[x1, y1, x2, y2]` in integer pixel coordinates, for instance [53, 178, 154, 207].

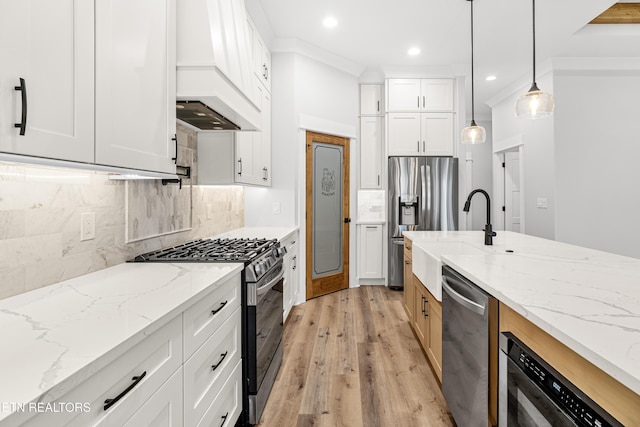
[0, 0, 94, 163]
[504, 151, 522, 232]
[387, 79, 421, 111]
[359, 116, 382, 188]
[421, 79, 454, 111]
[421, 113, 454, 156]
[388, 113, 421, 156]
[95, 0, 176, 174]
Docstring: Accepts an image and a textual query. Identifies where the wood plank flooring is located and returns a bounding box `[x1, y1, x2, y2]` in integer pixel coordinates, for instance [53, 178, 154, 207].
[257, 286, 455, 427]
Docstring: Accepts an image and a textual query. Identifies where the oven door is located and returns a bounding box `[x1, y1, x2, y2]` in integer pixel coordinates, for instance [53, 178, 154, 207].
[246, 261, 284, 424]
[499, 349, 575, 427]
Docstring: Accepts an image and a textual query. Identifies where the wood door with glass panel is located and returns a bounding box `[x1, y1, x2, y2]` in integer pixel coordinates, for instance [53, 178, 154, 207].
[305, 131, 350, 299]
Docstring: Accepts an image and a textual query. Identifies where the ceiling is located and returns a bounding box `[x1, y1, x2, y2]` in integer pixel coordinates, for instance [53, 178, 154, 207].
[246, 0, 640, 119]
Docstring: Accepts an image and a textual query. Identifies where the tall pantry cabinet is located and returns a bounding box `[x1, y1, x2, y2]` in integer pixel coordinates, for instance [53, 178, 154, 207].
[357, 84, 385, 282]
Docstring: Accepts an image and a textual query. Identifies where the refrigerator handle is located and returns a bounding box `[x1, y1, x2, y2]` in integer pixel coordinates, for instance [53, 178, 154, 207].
[422, 165, 431, 227]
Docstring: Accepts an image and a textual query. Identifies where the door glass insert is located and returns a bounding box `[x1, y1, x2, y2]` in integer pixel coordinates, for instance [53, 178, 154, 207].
[312, 142, 343, 278]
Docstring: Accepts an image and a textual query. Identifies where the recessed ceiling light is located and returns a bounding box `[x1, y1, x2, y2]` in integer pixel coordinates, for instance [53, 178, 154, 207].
[486, 75, 497, 81]
[195, 112, 207, 116]
[323, 16, 338, 28]
[408, 47, 421, 56]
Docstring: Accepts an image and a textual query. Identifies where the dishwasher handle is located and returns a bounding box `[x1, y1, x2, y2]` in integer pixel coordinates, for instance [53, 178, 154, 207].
[442, 276, 486, 315]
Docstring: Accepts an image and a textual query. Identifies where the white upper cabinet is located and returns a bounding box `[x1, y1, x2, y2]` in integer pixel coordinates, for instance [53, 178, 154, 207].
[360, 116, 383, 188]
[387, 78, 454, 112]
[247, 15, 271, 93]
[360, 84, 383, 115]
[388, 113, 453, 156]
[95, 0, 177, 174]
[0, 0, 95, 163]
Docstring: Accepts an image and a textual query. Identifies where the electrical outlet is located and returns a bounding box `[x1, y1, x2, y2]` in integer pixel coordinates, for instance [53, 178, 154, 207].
[80, 212, 96, 241]
[272, 202, 281, 214]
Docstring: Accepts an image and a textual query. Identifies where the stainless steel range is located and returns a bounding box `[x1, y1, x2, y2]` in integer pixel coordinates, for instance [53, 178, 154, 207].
[134, 237, 286, 426]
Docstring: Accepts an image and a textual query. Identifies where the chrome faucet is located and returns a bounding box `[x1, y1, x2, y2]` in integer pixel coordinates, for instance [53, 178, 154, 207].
[463, 189, 496, 245]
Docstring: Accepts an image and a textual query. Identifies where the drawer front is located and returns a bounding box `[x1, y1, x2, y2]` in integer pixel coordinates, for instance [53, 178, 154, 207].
[196, 360, 242, 427]
[184, 307, 241, 427]
[23, 315, 182, 427]
[280, 231, 298, 253]
[123, 367, 183, 427]
[183, 273, 241, 360]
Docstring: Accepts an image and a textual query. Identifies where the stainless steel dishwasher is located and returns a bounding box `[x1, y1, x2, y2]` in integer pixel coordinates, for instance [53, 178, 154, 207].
[442, 265, 494, 427]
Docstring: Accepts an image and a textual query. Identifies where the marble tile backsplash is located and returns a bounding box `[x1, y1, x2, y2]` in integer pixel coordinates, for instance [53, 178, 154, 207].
[0, 127, 244, 300]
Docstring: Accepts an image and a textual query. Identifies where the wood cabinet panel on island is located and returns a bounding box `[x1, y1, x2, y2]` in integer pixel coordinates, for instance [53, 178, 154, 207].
[402, 237, 443, 383]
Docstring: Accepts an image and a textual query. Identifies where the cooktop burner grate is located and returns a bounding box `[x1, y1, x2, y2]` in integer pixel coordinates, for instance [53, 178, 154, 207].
[133, 238, 277, 263]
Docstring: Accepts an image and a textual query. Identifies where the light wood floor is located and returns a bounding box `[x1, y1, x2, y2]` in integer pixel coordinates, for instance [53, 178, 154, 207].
[257, 286, 455, 427]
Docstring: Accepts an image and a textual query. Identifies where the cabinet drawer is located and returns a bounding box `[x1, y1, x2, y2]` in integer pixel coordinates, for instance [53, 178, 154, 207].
[123, 367, 183, 427]
[196, 360, 243, 427]
[280, 232, 298, 254]
[24, 315, 182, 427]
[183, 273, 240, 359]
[184, 307, 241, 427]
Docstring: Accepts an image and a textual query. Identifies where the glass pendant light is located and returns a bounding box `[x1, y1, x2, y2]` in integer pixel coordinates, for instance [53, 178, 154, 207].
[515, 0, 554, 119]
[461, 0, 486, 144]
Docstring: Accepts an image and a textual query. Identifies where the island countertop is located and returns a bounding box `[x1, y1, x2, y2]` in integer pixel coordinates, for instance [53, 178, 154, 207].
[403, 230, 640, 396]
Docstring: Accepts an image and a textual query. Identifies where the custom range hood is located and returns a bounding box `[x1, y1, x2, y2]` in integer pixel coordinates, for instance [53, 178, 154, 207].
[176, 0, 260, 132]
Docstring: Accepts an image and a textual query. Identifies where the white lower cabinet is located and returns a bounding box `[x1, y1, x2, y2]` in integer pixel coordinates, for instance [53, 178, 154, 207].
[183, 307, 241, 426]
[357, 224, 384, 279]
[123, 368, 183, 427]
[23, 315, 183, 427]
[281, 231, 299, 322]
[18, 272, 243, 427]
[196, 360, 243, 427]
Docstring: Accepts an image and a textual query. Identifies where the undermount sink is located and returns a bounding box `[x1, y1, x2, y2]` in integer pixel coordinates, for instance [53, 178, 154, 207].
[412, 241, 493, 301]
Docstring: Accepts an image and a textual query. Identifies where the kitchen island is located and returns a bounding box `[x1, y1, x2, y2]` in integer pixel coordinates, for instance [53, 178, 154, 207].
[404, 230, 640, 425]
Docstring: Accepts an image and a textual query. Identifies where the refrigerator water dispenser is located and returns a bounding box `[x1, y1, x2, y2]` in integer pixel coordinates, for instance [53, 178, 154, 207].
[399, 196, 419, 226]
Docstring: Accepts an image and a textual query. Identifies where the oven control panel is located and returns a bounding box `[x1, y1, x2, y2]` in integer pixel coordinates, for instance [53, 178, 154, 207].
[507, 337, 621, 427]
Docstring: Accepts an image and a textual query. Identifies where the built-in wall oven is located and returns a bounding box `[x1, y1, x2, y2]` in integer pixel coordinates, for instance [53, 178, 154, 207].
[499, 332, 622, 427]
[133, 237, 286, 425]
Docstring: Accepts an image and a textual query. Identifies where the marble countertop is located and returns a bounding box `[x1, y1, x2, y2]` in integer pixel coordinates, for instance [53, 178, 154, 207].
[404, 230, 640, 396]
[213, 226, 298, 242]
[0, 262, 243, 424]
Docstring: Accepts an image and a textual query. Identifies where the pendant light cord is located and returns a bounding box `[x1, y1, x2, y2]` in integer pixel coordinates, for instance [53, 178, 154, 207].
[532, 0, 537, 87]
[470, 0, 476, 125]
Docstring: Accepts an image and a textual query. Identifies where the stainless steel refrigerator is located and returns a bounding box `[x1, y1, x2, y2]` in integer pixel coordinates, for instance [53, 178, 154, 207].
[388, 156, 458, 289]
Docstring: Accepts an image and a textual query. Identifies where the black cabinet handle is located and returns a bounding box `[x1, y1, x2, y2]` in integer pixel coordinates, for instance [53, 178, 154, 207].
[237, 158, 242, 175]
[220, 411, 229, 427]
[211, 300, 228, 316]
[212, 351, 228, 371]
[171, 134, 178, 163]
[14, 78, 27, 135]
[104, 371, 147, 410]
[377, 100, 380, 112]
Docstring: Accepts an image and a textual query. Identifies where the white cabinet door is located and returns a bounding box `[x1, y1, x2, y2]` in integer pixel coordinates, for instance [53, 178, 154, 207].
[360, 84, 383, 115]
[95, 0, 177, 174]
[0, 0, 94, 163]
[259, 90, 272, 185]
[360, 117, 382, 189]
[235, 131, 258, 184]
[387, 79, 421, 111]
[421, 113, 454, 156]
[358, 225, 383, 278]
[123, 368, 183, 427]
[388, 113, 421, 156]
[282, 232, 299, 322]
[421, 79, 454, 111]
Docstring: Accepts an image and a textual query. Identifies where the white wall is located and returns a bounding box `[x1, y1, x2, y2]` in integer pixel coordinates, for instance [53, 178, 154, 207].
[491, 73, 556, 240]
[554, 70, 640, 258]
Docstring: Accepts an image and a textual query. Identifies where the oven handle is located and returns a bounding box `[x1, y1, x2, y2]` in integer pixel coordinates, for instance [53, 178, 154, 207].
[256, 269, 284, 296]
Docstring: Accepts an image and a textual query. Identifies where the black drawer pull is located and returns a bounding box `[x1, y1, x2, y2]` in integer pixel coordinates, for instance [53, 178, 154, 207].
[14, 78, 27, 135]
[211, 300, 228, 315]
[212, 351, 228, 371]
[104, 371, 147, 410]
[220, 411, 229, 426]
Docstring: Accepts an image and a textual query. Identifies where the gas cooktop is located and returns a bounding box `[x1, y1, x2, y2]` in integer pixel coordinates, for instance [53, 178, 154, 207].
[132, 238, 278, 263]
